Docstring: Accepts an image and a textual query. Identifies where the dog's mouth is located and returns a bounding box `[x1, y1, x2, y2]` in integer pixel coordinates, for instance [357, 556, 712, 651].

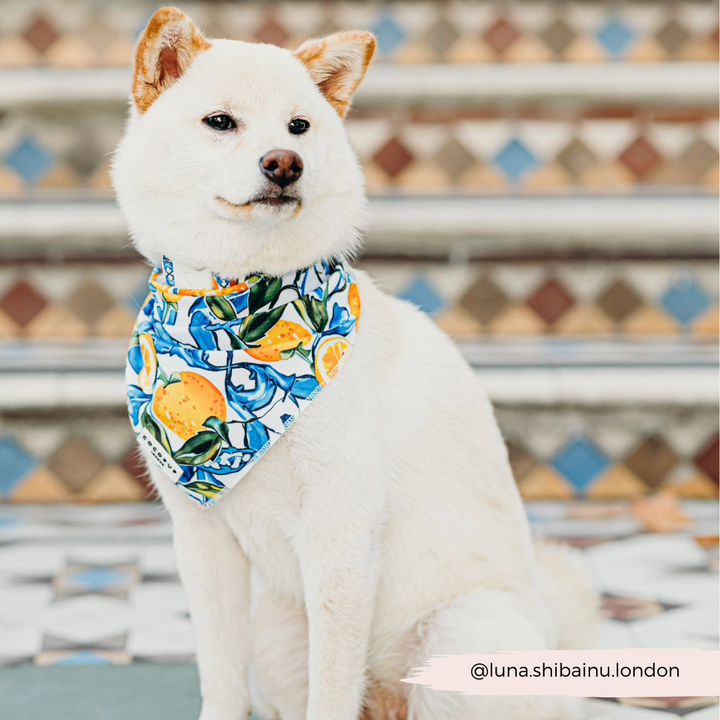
[217, 193, 301, 210]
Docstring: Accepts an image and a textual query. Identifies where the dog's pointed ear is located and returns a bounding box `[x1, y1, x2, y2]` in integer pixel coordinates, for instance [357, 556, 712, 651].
[294, 31, 376, 118]
[132, 7, 211, 113]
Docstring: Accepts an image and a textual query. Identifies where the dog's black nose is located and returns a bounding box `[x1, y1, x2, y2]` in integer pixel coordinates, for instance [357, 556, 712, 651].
[259, 149, 303, 188]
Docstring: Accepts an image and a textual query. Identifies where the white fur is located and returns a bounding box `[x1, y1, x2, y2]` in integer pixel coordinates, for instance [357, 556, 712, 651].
[113, 24, 597, 720]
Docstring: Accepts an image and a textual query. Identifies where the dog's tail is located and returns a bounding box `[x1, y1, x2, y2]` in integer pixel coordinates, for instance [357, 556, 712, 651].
[534, 540, 600, 650]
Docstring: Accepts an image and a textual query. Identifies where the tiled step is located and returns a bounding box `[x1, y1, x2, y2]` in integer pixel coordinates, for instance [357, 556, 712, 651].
[2, 0, 717, 68]
[0, 362, 716, 503]
[0, 257, 716, 342]
[1, 107, 716, 198]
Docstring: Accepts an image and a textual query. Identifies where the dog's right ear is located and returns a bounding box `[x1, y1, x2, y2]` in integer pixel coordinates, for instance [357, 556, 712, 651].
[132, 7, 210, 113]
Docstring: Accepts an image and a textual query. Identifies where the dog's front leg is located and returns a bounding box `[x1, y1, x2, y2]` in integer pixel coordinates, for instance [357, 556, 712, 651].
[172, 510, 251, 720]
[295, 483, 382, 720]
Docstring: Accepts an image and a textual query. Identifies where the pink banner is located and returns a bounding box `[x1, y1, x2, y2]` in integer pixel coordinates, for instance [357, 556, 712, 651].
[402, 649, 720, 697]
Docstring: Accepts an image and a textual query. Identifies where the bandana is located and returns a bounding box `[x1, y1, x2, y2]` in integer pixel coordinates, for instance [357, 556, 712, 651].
[126, 257, 360, 507]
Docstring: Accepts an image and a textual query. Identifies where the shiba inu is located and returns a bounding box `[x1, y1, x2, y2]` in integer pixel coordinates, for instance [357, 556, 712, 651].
[112, 7, 597, 720]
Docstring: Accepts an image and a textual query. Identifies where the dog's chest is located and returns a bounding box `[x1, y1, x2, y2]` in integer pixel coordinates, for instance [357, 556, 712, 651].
[219, 438, 305, 599]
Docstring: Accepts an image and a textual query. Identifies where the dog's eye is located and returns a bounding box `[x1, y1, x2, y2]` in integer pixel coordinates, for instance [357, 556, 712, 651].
[288, 118, 310, 135]
[203, 114, 237, 131]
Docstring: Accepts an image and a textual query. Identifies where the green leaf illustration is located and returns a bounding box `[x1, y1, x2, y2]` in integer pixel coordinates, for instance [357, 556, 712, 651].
[309, 296, 328, 332]
[224, 329, 245, 350]
[293, 297, 314, 327]
[263, 277, 283, 307]
[141, 408, 172, 454]
[248, 279, 269, 314]
[206, 295, 236, 321]
[203, 416, 232, 445]
[182, 480, 224, 499]
[172, 431, 223, 465]
[240, 306, 285, 344]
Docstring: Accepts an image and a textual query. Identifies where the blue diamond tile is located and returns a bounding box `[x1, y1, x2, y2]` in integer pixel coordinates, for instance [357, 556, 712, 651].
[54, 650, 111, 666]
[493, 138, 538, 181]
[661, 276, 712, 326]
[0, 437, 38, 497]
[65, 568, 133, 592]
[5, 136, 55, 184]
[372, 13, 405, 56]
[596, 17, 635, 56]
[398, 275, 445, 316]
[551, 437, 610, 491]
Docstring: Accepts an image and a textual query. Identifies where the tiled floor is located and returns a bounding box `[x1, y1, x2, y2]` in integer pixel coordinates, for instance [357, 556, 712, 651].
[0, 501, 717, 718]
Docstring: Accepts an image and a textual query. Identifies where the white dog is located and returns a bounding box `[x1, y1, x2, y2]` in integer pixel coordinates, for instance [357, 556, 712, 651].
[113, 8, 597, 720]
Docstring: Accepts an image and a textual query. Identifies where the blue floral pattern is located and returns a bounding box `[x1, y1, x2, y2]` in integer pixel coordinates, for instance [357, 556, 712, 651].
[125, 258, 360, 507]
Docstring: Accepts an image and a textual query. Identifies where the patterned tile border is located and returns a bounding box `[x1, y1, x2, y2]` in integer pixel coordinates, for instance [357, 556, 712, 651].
[0, 259, 715, 342]
[1, 109, 717, 197]
[0, 0, 716, 69]
[0, 404, 716, 503]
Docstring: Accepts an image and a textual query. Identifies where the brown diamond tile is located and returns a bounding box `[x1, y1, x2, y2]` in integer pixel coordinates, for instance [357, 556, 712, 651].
[255, 17, 289, 47]
[506, 440, 537, 482]
[655, 20, 691, 54]
[625, 435, 678, 488]
[48, 437, 105, 492]
[435, 138, 475, 179]
[483, 17, 520, 55]
[459, 275, 510, 325]
[619, 137, 663, 179]
[373, 137, 414, 178]
[0, 281, 48, 328]
[426, 19, 460, 56]
[596, 279, 643, 323]
[678, 138, 719, 180]
[23, 15, 59, 54]
[526, 279, 574, 325]
[540, 19, 576, 55]
[65, 281, 114, 327]
[694, 434, 719, 485]
[557, 138, 597, 177]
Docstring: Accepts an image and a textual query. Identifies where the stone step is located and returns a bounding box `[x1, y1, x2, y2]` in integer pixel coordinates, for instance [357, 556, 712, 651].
[1, 198, 717, 259]
[2, 63, 718, 109]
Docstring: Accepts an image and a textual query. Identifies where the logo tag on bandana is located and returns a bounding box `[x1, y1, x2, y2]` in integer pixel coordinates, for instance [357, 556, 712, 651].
[125, 258, 360, 507]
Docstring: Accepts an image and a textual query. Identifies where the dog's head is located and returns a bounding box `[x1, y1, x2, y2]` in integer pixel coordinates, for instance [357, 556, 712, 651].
[112, 7, 375, 279]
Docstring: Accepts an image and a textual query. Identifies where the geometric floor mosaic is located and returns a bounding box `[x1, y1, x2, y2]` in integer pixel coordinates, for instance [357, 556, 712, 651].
[0, 501, 717, 718]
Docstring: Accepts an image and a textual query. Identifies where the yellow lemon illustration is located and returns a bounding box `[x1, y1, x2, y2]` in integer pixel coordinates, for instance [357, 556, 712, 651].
[314, 335, 352, 385]
[152, 372, 227, 441]
[348, 283, 361, 328]
[244, 320, 312, 363]
[138, 333, 158, 394]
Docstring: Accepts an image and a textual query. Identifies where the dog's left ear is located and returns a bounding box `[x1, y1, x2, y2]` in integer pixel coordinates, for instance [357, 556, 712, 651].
[132, 7, 211, 113]
[294, 31, 376, 118]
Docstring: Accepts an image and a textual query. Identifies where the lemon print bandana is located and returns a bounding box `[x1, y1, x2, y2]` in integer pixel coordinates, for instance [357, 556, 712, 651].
[126, 257, 360, 507]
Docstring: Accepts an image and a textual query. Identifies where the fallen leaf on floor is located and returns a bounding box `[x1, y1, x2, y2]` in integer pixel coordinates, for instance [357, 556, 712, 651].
[631, 490, 691, 533]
